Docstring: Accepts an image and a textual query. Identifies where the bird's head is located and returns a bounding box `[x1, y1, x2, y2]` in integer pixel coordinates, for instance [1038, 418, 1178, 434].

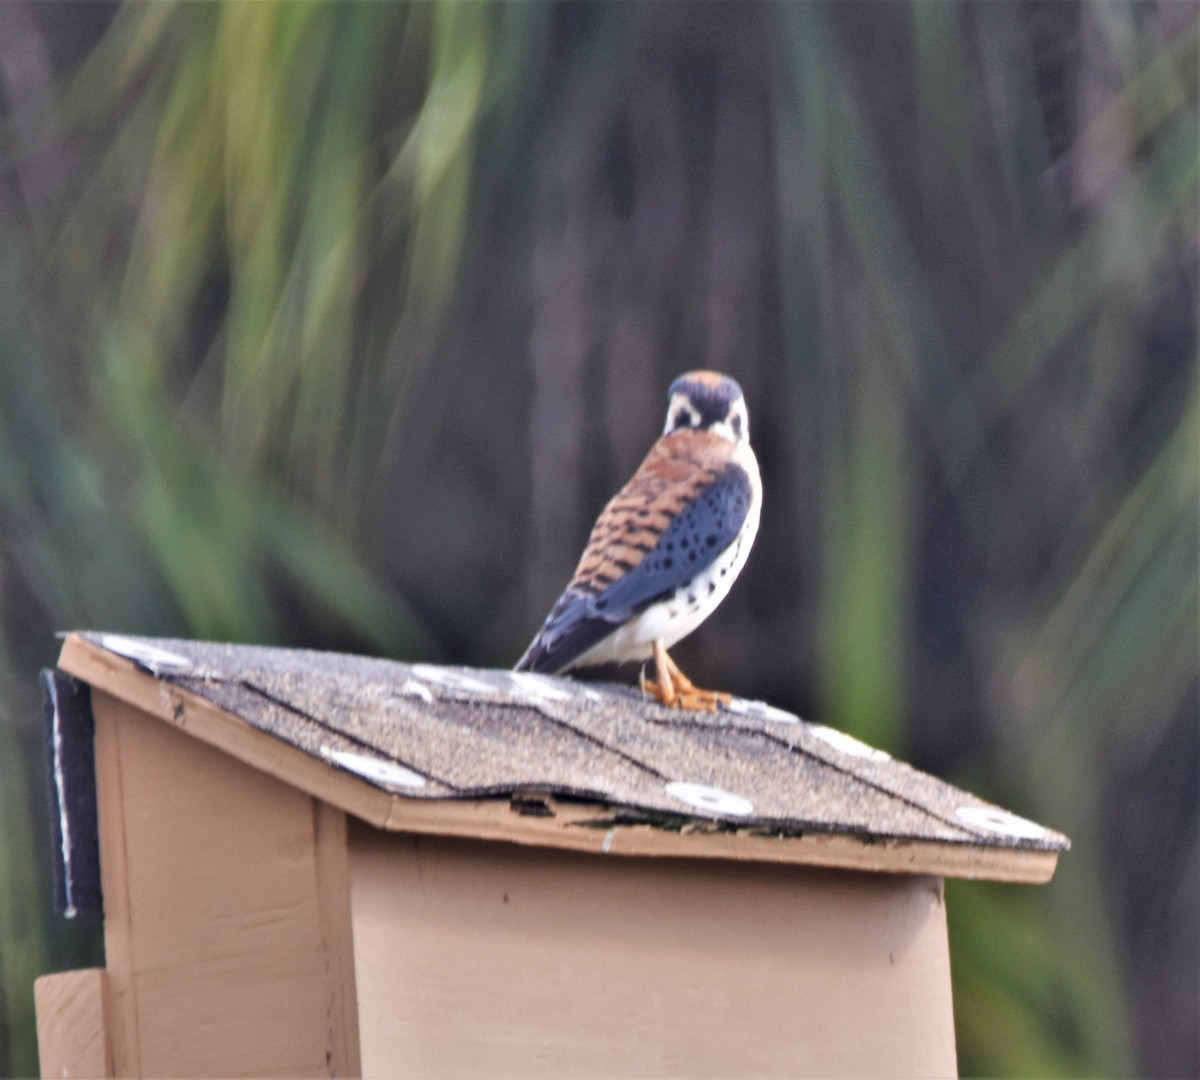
[663, 370, 749, 444]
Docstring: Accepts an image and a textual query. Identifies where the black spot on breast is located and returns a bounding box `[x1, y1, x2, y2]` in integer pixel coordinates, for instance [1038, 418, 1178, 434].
[708, 581, 717, 595]
[687, 593, 696, 605]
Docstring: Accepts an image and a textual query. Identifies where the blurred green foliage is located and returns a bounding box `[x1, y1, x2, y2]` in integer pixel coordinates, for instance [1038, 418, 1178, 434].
[1, 2, 1195, 1076]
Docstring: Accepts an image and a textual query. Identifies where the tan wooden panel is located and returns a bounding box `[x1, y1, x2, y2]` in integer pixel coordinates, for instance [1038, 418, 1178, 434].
[35, 968, 112, 1079]
[92, 692, 359, 1077]
[349, 824, 958, 1078]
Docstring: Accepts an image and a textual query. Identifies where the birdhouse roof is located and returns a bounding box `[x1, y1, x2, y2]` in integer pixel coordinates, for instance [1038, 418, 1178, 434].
[56, 632, 1068, 884]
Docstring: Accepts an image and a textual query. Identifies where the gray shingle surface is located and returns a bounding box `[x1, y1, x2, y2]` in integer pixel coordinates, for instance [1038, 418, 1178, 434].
[81, 632, 1069, 852]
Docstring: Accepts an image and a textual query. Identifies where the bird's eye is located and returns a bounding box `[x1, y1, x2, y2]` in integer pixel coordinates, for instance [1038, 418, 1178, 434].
[731, 414, 743, 437]
[673, 408, 692, 429]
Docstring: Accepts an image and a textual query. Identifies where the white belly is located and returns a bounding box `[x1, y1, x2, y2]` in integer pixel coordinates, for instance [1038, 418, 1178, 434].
[565, 494, 761, 670]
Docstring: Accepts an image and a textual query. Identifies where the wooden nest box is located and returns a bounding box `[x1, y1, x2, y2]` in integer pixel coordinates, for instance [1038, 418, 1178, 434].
[36, 633, 1068, 1078]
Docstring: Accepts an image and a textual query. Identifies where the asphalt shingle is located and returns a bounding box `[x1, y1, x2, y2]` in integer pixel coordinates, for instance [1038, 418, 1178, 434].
[76, 632, 1069, 855]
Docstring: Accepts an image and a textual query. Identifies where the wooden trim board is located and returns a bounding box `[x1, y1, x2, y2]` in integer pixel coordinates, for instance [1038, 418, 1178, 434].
[313, 801, 362, 1076]
[34, 968, 112, 1079]
[59, 634, 1059, 883]
[386, 796, 1058, 882]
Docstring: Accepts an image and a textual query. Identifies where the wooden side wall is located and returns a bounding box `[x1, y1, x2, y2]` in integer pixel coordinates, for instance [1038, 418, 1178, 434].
[349, 824, 958, 1079]
[89, 691, 360, 1077]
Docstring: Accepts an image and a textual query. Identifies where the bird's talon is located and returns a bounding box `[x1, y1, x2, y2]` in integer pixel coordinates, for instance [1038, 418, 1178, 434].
[641, 677, 679, 708]
[672, 686, 731, 712]
[643, 669, 728, 713]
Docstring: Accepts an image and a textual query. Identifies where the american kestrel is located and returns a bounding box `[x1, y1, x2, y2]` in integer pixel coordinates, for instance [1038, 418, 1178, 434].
[516, 370, 761, 710]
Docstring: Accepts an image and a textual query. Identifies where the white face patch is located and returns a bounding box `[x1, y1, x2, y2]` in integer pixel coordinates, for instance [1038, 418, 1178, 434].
[729, 399, 749, 441]
[663, 391, 748, 444]
[664, 393, 702, 434]
[707, 419, 737, 443]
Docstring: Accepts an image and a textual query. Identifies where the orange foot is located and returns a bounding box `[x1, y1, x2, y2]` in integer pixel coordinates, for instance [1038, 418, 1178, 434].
[640, 640, 732, 712]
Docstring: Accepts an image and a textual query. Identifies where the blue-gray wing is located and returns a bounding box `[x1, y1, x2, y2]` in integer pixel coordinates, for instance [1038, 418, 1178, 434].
[512, 587, 618, 675]
[515, 463, 752, 674]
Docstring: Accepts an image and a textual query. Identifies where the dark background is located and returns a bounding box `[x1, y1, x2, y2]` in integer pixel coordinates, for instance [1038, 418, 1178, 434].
[1, 2, 1196, 1075]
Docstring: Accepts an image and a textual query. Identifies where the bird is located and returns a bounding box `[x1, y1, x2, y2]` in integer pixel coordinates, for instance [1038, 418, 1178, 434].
[516, 370, 761, 711]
